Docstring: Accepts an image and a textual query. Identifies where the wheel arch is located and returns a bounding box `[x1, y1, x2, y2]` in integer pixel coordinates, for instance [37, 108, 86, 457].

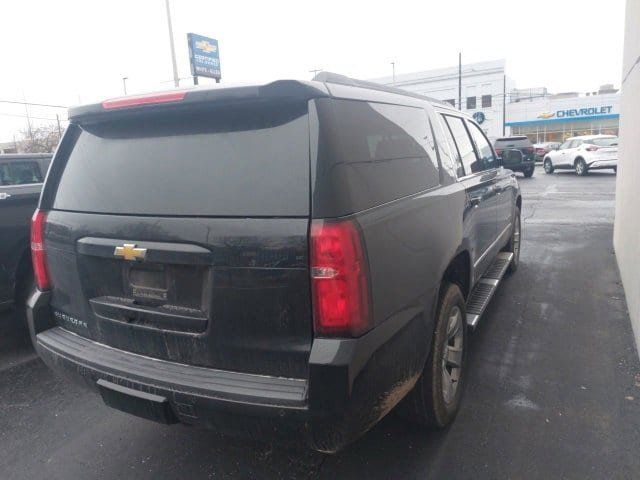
[441, 250, 471, 301]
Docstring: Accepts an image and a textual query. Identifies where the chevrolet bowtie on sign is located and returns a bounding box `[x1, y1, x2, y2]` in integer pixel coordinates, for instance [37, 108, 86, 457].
[114, 243, 147, 261]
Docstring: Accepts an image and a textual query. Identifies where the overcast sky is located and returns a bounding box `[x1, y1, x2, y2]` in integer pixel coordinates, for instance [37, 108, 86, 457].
[0, 0, 627, 142]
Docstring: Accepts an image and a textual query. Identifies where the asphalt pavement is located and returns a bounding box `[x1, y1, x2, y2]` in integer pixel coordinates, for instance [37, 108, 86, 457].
[1, 169, 639, 479]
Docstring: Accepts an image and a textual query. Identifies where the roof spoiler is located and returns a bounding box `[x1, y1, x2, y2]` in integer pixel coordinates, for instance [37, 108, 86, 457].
[67, 80, 330, 124]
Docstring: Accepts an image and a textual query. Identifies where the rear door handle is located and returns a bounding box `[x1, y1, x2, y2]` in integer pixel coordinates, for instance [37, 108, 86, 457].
[0, 192, 11, 200]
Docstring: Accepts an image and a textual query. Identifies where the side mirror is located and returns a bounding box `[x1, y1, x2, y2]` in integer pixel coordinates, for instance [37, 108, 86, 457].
[502, 149, 523, 166]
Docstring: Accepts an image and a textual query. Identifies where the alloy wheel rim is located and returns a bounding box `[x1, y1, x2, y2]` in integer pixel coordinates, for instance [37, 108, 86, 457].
[442, 306, 464, 405]
[544, 161, 551, 172]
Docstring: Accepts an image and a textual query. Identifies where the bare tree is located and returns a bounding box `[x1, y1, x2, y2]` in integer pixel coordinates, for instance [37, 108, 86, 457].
[18, 123, 63, 153]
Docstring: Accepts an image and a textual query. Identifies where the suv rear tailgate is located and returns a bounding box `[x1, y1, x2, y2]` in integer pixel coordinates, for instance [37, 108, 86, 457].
[43, 99, 313, 378]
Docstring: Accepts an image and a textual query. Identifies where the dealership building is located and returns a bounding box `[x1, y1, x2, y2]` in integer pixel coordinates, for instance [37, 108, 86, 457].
[370, 59, 620, 143]
[506, 87, 620, 143]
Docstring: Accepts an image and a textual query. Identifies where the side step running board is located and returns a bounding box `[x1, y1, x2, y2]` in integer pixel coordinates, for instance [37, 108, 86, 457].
[466, 251, 513, 329]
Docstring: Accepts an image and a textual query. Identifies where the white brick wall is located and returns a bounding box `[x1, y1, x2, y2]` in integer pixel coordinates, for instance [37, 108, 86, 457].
[614, 0, 640, 353]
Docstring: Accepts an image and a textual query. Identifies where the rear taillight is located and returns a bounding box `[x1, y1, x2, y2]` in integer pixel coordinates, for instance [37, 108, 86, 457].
[586, 145, 600, 152]
[310, 219, 371, 337]
[31, 209, 51, 290]
[535, 148, 545, 155]
[495, 149, 504, 156]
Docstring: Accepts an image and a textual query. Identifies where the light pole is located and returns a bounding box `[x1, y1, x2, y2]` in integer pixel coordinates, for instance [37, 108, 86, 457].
[122, 77, 128, 95]
[165, 0, 179, 87]
[391, 62, 396, 84]
[309, 69, 322, 79]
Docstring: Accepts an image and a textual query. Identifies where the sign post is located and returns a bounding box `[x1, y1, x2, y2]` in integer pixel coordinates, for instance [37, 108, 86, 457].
[187, 33, 221, 85]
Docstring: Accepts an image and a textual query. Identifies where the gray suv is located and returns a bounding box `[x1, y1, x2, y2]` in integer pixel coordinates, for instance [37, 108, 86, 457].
[0, 153, 51, 314]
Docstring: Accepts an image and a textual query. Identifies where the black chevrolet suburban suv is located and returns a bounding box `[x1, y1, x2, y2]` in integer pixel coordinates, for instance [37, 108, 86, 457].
[0, 153, 51, 313]
[28, 74, 521, 452]
[493, 136, 536, 178]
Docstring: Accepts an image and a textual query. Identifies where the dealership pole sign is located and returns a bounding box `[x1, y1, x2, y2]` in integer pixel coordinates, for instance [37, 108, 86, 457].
[187, 33, 221, 81]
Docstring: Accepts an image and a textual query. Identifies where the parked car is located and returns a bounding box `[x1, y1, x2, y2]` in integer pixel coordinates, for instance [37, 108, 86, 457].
[533, 142, 560, 162]
[0, 153, 52, 315]
[28, 73, 521, 453]
[543, 135, 618, 175]
[493, 136, 536, 177]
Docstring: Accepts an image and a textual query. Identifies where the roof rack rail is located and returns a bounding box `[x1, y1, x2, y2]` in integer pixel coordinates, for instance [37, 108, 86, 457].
[312, 71, 448, 106]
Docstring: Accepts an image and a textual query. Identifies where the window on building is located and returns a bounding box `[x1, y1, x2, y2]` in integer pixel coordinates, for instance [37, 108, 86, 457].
[466, 96, 476, 110]
[481, 95, 492, 108]
[443, 115, 481, 175]
[444, 99, 456, 108]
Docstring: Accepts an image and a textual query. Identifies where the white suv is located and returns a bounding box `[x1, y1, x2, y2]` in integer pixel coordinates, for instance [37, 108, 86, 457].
[543, 135, 618, 176]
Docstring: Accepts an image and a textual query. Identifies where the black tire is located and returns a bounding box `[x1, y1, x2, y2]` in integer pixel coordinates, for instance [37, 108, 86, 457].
[400, 282, 467, 427]
[575, 158, 588, 176]
[523, 167, 534, 178]
[543, 158, 554, 174]
[505, 206, 521, 274]
[613, 167, 617, 174]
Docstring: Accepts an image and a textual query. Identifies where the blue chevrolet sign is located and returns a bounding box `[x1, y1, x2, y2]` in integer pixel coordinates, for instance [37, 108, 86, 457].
[556, 105, 613, 118]
[187, 33, 221, 80]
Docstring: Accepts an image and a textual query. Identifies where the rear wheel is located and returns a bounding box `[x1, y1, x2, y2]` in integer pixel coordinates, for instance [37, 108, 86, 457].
[523, 167, 534, 178]
[400, 283, 467, 427]
[575, 158, 588, 176]
[543, 158, 554, 174]
[613, 167, 617, 174]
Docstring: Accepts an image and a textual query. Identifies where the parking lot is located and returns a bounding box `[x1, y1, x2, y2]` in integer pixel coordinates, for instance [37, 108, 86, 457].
[1, 169, 639, 480]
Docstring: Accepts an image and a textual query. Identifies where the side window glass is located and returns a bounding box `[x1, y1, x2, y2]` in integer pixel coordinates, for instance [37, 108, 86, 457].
[0, 164, 8, 185]
[444, 115, 481, 175]
[0, 161, 43, 185]
[438, 114, 465, 177]
[560, 140, 571, 150]
[467, 121, 497, 171]
[573, 140, 582, 148]
[365, 103, 440, 190]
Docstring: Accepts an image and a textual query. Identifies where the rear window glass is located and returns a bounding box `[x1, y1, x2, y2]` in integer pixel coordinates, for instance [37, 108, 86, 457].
[0, 161, 43, 185]
[313, 99, 439, 216]
[587, 137, 618, 147]
[53, 102, 310, 216]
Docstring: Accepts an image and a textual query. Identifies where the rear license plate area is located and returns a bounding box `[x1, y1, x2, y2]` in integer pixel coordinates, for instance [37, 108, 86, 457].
[128, 264, 168, 305]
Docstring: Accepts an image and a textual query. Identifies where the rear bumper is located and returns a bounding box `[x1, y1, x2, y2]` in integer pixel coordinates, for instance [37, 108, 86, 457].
[27, 288, 431, 451]
[36, 326, 309, 414]
[508, 161, 536, 172]
[587, 158, 617, 169]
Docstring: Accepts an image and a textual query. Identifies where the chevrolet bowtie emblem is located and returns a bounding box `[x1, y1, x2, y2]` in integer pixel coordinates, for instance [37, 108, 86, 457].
[114, 243, 147, 261]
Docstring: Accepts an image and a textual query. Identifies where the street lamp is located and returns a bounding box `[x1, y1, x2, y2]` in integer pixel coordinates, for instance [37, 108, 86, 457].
[122, 77, 128, 95]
